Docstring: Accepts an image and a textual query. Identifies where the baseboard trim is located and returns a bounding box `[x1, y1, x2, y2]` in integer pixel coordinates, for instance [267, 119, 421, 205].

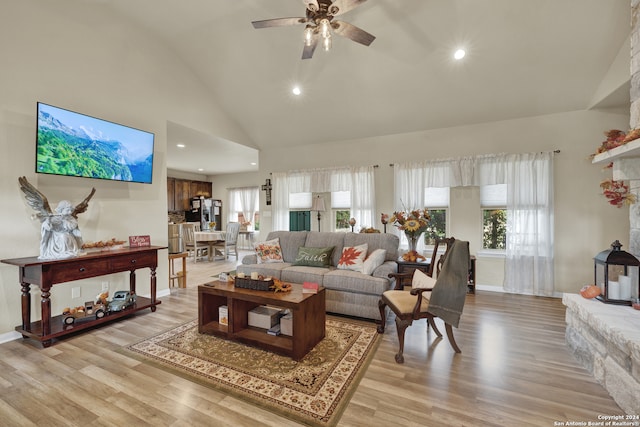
[0, 330, 22, 344]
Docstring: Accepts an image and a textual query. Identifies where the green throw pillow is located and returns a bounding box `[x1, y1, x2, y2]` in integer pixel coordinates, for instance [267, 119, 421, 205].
[293, 246, 335, 267]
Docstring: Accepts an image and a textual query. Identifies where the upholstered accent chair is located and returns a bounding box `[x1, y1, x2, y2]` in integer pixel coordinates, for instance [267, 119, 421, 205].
[378, 238, 470, 363]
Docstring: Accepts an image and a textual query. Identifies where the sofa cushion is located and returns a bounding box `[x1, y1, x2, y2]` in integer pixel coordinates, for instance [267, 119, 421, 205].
[337, 243, 368, 273]
[254, 238, 284, 264]
[304, 232, 347, 266]
[362, 248, 387, 275]
[344, 232, 399, 262]
[323, 269, 392, 296]
[281, 265, 332, 285]
[266, 231, 309, 263]
[293, 246, 335, 267]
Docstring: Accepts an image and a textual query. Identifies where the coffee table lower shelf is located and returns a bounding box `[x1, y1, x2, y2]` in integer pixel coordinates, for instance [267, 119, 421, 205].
[198, 281, 325, 360]
[200, 321, 294, 354]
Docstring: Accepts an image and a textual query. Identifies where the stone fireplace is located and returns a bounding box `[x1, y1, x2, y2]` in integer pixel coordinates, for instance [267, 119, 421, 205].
[562, 2, 640, 414]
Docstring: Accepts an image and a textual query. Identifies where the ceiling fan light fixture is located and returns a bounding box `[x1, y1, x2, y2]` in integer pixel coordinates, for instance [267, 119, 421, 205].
[304, 25, 314, 46]
[320, 18, 331, 39]
[323, 35, 332, 51]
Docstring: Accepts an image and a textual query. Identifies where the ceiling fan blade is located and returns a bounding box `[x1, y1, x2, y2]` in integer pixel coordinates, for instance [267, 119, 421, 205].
[302, 37, 319, 60]
[328, 0, 368, 16]
[332, 20, 375, 46]
[300, 0, 319, 12]
[252, 17, 307, 29]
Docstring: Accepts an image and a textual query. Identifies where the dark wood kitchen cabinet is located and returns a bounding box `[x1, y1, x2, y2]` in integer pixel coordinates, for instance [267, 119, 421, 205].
[167, 178, 212, 212]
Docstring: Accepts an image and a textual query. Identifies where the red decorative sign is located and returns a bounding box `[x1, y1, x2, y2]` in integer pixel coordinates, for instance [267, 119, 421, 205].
[129, 235, 151, 248]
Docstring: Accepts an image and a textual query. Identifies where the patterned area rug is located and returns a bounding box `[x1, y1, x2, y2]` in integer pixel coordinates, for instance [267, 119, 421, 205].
[123, 317, 380, 426]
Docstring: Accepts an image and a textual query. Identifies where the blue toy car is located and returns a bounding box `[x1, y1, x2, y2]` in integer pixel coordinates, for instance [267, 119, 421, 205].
[108, 290, 136, 312]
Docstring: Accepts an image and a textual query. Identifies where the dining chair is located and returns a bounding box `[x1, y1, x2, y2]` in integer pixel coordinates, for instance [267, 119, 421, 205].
[394, 237, 456, 290]
[212, 222, 240, 260]
[427, 237, 455, 277]
[186, 221, 201, 232]
[378, 238, 470, 363]
[182, 223, 208, 263]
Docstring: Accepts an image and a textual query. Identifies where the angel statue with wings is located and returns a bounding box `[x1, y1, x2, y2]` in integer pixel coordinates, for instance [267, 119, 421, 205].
[18, 177, 96, 260]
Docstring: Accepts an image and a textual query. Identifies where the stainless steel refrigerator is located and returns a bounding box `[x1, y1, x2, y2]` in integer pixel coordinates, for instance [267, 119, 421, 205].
[185, 197, 221, 230]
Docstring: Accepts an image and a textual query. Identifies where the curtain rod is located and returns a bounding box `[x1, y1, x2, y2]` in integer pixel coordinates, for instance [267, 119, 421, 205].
[270, 164, 379, 175]
[388, 150, 560, 167]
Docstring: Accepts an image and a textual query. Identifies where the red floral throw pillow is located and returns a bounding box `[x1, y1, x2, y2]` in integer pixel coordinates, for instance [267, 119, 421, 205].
[337, 243, 368, 273]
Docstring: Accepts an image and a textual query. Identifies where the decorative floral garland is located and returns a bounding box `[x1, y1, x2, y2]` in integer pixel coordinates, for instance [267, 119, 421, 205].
[591, 129, 640, 159]
[591, 129, 640, 207]
[600, 179, 636, 208]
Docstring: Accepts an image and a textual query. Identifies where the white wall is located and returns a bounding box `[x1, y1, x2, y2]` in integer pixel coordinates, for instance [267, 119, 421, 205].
[0, 1, 251, 338]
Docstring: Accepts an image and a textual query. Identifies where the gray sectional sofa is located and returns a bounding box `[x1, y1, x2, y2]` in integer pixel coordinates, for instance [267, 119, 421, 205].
[237, 231, 400, 321]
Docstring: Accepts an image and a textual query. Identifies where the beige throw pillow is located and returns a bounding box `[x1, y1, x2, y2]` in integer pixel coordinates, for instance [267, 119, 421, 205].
[412, 268, 437, 289]
[362, 248, 387, 275]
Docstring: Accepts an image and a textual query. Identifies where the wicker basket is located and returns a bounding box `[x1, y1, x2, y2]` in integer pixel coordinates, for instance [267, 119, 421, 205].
[234, 277, 273, 291]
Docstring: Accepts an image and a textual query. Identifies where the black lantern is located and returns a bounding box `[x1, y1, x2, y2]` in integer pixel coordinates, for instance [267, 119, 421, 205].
[594, 240, 640, 306]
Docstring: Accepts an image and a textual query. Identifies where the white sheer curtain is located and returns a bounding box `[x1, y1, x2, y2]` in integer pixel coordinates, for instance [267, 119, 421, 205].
[350, 166, 375, 228]
[394, 163, 427, 251]
[394, 151, 555, 295]
[272, 166, 376, 232]
[228, 187, 259, 226]
[272, 172, 289, 231]
[503, 152, 554, 296]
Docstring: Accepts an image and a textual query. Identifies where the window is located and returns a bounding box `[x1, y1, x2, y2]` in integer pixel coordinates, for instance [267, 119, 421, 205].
[289, 192, 312, 209]
[238, 212, 260, 231]
[332, 191, 350, 231]
[481, 184, 507, 249]
[229, 187, 260, 231]
[424, 187, 449, 245]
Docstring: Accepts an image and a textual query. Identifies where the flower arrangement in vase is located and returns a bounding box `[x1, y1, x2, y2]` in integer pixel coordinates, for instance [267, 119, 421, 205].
[386, 208, 431, 262]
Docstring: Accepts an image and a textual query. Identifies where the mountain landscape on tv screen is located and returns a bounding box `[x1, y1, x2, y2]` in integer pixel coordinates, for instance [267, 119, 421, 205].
[36, 109, 153, 183]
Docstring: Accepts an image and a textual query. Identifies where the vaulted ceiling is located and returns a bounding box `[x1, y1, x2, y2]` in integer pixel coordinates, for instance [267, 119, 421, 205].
[92, 0, 631, 175]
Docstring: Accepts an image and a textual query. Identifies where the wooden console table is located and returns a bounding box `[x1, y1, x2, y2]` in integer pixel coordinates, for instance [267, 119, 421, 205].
[1, 246, 164, 347]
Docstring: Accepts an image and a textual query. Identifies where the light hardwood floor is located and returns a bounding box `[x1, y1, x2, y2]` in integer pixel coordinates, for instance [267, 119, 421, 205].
[0, 252, 624, 426]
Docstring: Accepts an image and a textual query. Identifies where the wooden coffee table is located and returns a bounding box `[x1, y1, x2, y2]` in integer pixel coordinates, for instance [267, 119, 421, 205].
[198, 280, 325, 360]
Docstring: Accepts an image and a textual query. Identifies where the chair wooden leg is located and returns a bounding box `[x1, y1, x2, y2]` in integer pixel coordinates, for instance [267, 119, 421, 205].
[377, 299, 387, 333]
[445, 323, 461, 353]
[394, 317, 412, 364]
[428, 317, 442, 338]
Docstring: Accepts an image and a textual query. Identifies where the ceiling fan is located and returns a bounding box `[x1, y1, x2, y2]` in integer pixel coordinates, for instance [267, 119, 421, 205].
[251, 0, 375, 59]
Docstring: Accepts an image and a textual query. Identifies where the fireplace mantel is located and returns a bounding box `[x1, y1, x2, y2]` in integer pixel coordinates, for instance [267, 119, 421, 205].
[592, 139, 640, 182]
[592, 138, 640, 165]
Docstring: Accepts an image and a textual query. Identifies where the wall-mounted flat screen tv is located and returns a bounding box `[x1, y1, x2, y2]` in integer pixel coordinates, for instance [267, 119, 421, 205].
[36, 102, 155, 184]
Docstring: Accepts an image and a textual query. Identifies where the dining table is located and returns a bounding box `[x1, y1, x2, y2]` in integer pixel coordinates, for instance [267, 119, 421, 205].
[194, 230, 225, 261]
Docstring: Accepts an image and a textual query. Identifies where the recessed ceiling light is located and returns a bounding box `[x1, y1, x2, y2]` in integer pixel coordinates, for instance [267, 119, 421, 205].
[292, 86, 301, 96]
[250, 162, 257, 166]
[454, 49, 466, 60]
[177, 143, 185, 148]
[197, 168, 204, 172]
